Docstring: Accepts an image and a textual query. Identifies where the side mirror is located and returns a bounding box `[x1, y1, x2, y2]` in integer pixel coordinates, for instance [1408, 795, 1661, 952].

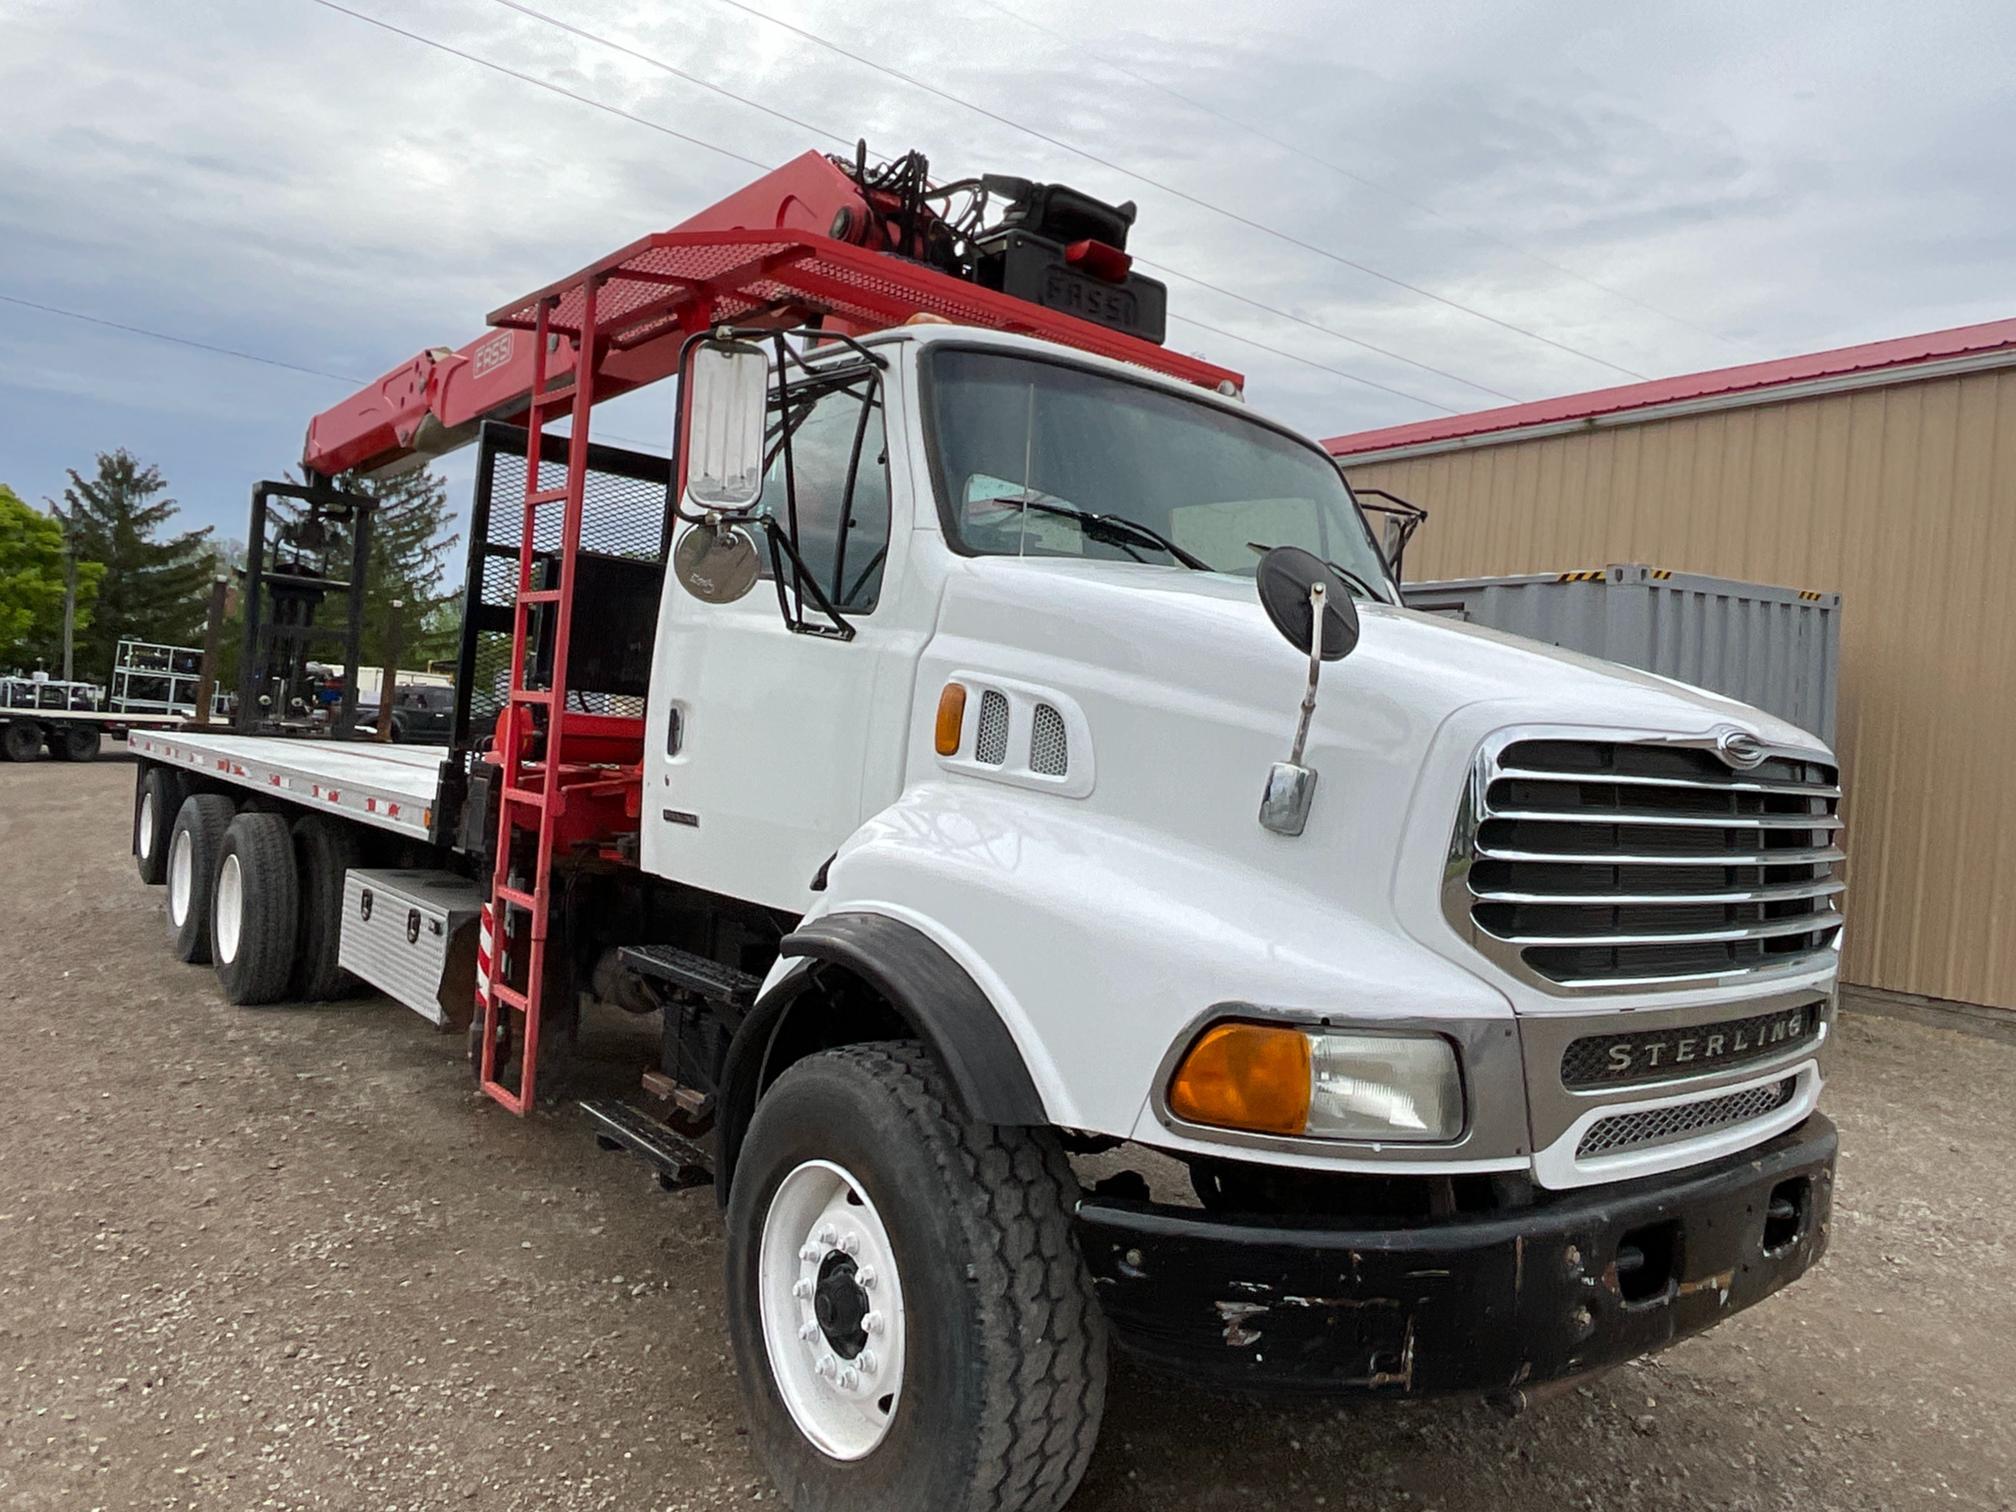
[681, 338, 769, 510]
[1257, 546, 1360, 662]
[1255, 547, 1359, 837]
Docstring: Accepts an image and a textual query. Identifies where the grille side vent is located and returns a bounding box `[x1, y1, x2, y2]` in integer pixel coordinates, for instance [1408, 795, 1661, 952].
[1030, 703, 1069, 776]
[1458, 737, 1845, 989]
[974, 691, 1010, 766]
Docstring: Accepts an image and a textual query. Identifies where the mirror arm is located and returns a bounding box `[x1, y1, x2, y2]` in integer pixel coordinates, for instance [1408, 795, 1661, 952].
[829, 379, 878, 608]
[759, 515, 858, 642]
[1287, 581, 1325, 766]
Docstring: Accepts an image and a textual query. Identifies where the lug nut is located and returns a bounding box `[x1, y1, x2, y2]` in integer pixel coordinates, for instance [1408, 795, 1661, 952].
[839, 1232, 860, 1255]
[856, 1349, 877, 1375]
[816, 1355, 836, 1378]
[837, 1367, 860, 1390]
[800, 1244, 822, 1263]
[817, 1225, 838, 1246]
[792, 1279, 814, 1300]
[798, 1322, 819, 1342]
[863, 1311, 884, 1336]
[858, 1266, 877, 1290]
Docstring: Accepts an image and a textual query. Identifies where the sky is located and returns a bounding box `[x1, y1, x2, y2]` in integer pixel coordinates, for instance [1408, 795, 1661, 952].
[1, 0, 2011, 551]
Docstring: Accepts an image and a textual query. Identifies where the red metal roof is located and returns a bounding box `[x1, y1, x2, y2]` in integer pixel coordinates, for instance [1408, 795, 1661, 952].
[1324, 316, 2016, 458]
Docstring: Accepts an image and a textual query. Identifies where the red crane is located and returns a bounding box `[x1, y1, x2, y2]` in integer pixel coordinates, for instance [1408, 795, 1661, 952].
[299, 146, 1243, 1113]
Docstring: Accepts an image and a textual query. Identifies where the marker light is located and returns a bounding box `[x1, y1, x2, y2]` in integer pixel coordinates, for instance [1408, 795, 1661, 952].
[1168, 1023, 1462, 1142]
[1167, 1023, 1311, 1136]
[934, 682, 968, 756]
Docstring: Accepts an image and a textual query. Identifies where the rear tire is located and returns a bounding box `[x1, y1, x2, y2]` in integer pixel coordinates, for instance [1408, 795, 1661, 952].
[2, 721, 42, 762]
[211, 811, 300, 1005]
[135, 767, 183, 885]
[292, 815, 361, 1001]
[46, 725, 98, 761]
[725, 1043, 1106, 1512]
[166, 794, 236, 962]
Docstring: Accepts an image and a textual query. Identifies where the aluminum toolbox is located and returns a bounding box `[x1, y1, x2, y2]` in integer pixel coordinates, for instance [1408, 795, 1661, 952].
[1403, 563, 1841, 743]
[337, 868, 483, 1026]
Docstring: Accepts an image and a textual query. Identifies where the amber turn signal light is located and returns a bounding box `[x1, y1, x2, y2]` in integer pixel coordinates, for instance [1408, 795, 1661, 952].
[1167, 1022, 1312, 1136]
[935, 682, 968, 756]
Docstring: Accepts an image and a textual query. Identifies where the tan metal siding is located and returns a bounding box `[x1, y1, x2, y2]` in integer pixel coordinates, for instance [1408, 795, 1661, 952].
[1350, 367, 2016, 1010]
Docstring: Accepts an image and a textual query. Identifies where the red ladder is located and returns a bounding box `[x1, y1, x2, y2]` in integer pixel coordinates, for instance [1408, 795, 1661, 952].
[478, 279, 602, 1114]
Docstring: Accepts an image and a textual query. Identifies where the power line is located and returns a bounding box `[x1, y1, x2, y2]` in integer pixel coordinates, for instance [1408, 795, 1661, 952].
[303, 0, 769, 172]
[975, 0, 1749, 355]
[1165, 314, 1462, 413]
[1, 293, 364, 383]
[2, 292, 668, 454]
[1145, 263, 1518, 403]
[464, 0, 1510, 406]
[485, 0, 850, 149]
[695, 0, 1647, 379]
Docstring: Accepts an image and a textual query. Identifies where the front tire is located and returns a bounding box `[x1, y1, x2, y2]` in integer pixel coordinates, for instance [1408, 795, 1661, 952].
[211, 811, 300, 1004]
[725, 1043, 1106, 1512]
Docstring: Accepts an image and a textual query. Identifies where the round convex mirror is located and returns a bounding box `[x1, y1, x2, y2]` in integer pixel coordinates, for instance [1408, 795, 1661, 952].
[1255, 546, 1360, 662]
[674, 520, 762, 604]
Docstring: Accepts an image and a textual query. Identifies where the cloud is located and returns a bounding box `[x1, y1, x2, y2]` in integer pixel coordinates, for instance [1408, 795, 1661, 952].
[0, 0, 2009, 553]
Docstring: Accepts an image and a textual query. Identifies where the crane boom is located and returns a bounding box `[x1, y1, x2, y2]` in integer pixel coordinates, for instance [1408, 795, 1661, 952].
[300, 148, 1241, 479]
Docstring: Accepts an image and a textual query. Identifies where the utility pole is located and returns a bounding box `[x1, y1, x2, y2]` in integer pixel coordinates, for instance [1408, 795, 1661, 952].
[55, 506, 77, 684]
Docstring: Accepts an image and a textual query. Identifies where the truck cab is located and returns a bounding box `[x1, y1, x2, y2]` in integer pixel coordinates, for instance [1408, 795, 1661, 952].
[643, 319, 1838, 1442]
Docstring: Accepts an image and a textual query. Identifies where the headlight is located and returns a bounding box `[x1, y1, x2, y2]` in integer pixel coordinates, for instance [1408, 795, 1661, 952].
[1167, 1022, 1463, 1143]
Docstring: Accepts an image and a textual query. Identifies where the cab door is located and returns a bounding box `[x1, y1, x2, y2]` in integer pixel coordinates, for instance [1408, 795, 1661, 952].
[641, 357, 921, 911]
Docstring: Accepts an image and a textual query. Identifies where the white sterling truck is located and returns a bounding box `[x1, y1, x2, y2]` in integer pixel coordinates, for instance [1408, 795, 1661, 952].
[122, 147, 1840, 1512]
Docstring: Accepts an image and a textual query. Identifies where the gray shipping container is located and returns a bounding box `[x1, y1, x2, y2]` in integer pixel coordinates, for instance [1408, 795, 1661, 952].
[1401, 563, 1841, 744]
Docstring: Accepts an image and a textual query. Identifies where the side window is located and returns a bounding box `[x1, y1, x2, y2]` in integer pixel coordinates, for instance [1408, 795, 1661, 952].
[756, 377, 891, 614]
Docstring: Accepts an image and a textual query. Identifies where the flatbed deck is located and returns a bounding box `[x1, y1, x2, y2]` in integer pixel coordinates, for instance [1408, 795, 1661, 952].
[129, 728, 449, 841]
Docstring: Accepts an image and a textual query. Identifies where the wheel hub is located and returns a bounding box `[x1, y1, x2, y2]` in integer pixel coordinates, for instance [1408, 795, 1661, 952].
[215, 852, 244, 963]
[812, 1252, 870, 1358]
[168, 829, 193, 927]
[757, 1159, 907, 1461]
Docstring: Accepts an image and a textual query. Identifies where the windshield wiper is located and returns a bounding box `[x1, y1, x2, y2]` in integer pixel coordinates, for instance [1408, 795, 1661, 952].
[1246, 541, 1389, 602]
[1008, 497, 1211, 571]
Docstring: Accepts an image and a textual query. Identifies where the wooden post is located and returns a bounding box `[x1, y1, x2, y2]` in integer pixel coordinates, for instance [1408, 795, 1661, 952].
[191, 576, 229, 727]
[376, 599, 404, 743]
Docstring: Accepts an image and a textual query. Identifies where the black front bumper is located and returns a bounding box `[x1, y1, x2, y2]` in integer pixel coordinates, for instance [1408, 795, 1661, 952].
[1076, 1114, 1836, 1396]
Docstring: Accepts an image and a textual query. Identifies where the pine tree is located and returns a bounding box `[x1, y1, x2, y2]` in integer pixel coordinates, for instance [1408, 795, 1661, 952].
[58, 451, 214, 682]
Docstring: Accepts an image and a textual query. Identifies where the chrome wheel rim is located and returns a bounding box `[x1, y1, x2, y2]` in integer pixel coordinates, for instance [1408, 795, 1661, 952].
[757, 1158, 907, 1461]
[139, 791, 155, 860]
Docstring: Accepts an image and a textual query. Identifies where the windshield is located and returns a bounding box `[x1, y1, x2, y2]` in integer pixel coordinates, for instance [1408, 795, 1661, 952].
[922, 347, 1393, 596]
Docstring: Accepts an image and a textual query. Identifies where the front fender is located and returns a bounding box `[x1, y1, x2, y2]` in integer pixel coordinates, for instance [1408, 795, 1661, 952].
[802, 781, 1514, 1168]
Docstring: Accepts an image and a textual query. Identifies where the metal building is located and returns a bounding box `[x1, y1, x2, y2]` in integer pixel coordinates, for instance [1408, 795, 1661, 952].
[1328, 318, 2016, 1017]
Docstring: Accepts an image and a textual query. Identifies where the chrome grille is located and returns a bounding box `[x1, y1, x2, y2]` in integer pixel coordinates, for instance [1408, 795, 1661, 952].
[1576, 1077, 1797, 1158]
[1454, 737, 1845, 989]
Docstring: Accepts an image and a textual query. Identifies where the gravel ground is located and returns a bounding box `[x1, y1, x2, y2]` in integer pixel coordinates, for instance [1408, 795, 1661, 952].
[3, 748, 2012, 1511]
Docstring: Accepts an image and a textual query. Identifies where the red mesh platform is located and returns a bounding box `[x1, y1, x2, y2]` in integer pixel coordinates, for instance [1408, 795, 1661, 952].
[486, 230, 1240, 392]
